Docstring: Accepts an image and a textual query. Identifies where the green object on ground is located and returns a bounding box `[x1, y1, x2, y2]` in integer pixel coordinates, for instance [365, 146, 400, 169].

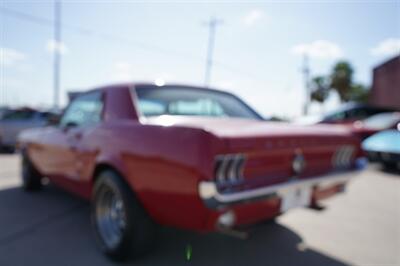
[186, 244, 192, 261]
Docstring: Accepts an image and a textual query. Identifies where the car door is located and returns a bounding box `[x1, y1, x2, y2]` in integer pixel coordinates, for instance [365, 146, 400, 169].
[61, 91, 104, 184]
[40, 91, 104, 184]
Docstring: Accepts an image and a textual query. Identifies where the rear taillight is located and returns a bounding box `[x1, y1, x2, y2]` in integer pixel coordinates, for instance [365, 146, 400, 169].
[214, 154, 246, 184]
[332, 145, 355, 168]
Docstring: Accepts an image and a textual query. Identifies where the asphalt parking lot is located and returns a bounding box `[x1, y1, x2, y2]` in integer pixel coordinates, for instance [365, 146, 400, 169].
[0, 154, 399, 266]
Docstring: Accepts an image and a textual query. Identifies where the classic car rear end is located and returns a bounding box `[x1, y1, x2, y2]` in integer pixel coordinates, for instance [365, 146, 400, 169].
[143, 115, 366, 231]
[203, 133, 364, 230]
[18, 83, 366, 261]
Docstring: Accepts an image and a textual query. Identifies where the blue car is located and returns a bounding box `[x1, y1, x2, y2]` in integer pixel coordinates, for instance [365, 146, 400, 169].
[362, 130, 400, 170]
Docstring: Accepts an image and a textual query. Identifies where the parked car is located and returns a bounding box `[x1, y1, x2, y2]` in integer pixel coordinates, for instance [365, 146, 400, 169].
[18, 83, 367, 260]
[0, 108, 59, 151]
[0, 107, 11, 119]
[351, 112, 400, 140]
[362, 130, 400, 170]
[318, 103, 398, 125]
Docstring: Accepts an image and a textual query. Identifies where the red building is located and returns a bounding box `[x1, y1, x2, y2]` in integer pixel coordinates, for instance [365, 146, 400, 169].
[369, 55, 400, 109]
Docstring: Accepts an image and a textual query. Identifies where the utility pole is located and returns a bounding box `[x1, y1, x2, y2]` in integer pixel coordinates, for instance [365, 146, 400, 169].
[204, 17, 223, 87]
[53, 0, 61, 110]
[302, 53, 310, 116]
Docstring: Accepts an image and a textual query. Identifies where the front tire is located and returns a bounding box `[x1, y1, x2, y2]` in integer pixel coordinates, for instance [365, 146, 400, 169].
[21, 154, 42, 191]
[91, 170, 156, 261]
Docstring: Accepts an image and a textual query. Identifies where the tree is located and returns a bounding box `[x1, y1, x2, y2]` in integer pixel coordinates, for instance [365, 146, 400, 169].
[330, 61, 354, 102]
[309, 60, 370, 106]
[348, 83, 369, 103]
[310, 76, 330, 103]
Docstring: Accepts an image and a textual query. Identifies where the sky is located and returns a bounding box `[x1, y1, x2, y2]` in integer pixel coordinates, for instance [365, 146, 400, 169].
[1, 0, 399, 118]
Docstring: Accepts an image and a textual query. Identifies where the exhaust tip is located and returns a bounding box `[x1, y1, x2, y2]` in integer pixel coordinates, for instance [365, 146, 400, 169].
[217, 210, 236, 228]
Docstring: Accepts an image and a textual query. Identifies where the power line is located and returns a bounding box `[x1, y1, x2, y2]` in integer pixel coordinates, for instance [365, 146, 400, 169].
[0, 7, 268, 87]
[0, 7, 196, 60]
[0, 7, 54, 27]
[213, 60, 266, 83]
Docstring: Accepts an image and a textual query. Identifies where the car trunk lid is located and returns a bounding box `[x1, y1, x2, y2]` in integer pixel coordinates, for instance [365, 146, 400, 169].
[144, 116, 361, 189]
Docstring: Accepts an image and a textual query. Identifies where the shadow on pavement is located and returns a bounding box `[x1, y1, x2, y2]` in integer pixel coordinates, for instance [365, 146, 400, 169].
[0, 185, 348, 266]
[0, 148, 15, 155]
[380, 166, 400, 176]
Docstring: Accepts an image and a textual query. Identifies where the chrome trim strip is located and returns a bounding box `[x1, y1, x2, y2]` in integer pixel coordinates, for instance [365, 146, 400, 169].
[332, 147, 339, 167]
[339, 146, 347, 167]
[199, 158, 366, 209]
[344, 146, 354, 167]
[332, 145, 355, 168]
[216, 155, 229, 183]
[228, 154, 240, 182]
[237, 155, 246, 180]
[215, 154, 246, 183]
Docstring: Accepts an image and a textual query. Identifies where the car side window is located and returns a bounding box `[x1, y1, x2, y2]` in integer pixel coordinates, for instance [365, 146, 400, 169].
[60, 92, 103, 127]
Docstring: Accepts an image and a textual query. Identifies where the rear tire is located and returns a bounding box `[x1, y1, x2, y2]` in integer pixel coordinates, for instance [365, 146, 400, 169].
[21, 154, 42, 191]
[91, 170, 156, 261]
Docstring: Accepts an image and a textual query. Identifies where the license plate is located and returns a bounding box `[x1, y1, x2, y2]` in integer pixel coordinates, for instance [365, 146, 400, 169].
[278, 185, 312, 212]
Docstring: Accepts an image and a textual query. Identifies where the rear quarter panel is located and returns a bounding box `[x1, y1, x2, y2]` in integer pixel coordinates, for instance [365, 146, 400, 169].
[90, 121, 223, 231]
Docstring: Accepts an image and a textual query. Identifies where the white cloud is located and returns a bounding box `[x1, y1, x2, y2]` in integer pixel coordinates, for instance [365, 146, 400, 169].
[370, 38, 400, 57]
[46, 39, 68, 54]
[291, 40, 343, 59]
[0, 47, 26, 66]
[242, 9, 265, 26]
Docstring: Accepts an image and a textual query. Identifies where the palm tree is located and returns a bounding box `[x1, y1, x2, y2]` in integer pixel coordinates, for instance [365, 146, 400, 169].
[311, 76, 330, 103]
[330, 61, 354, 102]
[309, 60, 370, 106]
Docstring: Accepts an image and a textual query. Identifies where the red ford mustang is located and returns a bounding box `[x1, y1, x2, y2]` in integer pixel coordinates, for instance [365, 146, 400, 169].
[18, 83, 367, 260]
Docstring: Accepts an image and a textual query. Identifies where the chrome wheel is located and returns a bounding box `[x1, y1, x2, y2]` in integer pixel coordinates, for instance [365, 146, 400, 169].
[92, 171, 157, 260]
[95, 184, 127, 249]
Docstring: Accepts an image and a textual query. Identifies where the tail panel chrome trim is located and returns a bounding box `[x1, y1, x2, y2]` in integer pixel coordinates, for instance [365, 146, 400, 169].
[200, 158, 366, 209]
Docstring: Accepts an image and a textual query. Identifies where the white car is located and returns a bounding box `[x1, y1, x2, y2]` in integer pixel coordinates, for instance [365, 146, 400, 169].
[0, 108, 59, 151]
[0, 107, 11, 120]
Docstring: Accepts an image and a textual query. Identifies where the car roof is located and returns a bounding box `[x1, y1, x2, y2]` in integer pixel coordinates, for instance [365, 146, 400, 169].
[88, 82, 235, 97]
[74, 82, 264, 121]
[78, 82, 250, 107]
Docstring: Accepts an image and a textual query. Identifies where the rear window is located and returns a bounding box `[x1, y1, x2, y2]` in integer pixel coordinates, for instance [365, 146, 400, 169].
[133, 85, 262, 120]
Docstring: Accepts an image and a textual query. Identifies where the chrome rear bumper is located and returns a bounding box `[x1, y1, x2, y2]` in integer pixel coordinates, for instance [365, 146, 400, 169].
[199, 157, 367, 209]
